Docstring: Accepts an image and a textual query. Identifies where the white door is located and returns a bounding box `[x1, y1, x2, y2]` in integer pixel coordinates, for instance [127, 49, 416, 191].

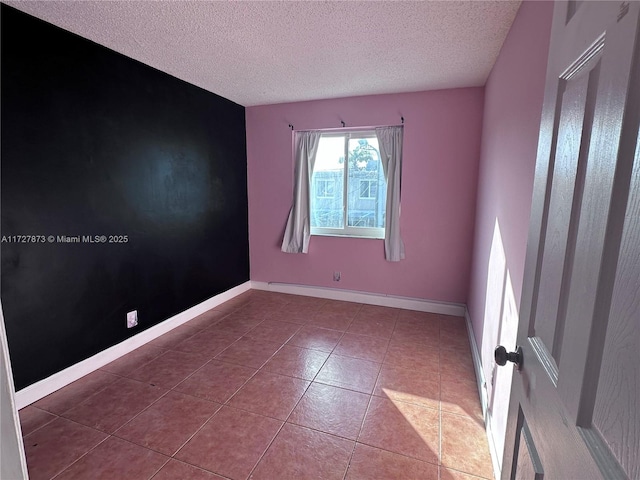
[499, 1, 640, 479]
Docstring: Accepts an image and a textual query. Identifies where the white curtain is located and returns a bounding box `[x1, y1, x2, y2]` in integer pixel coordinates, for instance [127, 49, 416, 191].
[281, 131, 321, 253]
[376, 126, 405, 261]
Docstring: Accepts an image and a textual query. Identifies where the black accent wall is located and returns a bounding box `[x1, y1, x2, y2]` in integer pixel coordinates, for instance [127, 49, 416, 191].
[1, 5, 250, 390]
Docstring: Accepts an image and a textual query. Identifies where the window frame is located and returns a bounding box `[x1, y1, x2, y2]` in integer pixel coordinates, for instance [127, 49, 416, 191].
[310, 130, 385, 240]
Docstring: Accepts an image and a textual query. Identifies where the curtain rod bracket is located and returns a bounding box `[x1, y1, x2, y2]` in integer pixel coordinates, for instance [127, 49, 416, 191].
[340, 120, 346, 127]
[401, 116, 404, 124]
[288, 124, 294, 130]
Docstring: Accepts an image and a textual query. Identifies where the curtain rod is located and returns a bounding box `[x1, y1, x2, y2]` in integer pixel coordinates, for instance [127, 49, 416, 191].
[288, 116, 404, 132]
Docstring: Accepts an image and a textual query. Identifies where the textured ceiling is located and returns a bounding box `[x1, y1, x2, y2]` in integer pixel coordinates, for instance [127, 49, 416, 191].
[5, 1, 522, 107]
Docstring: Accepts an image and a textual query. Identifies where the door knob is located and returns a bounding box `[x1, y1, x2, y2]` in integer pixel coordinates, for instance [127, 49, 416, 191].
[495, 345, 523, 370]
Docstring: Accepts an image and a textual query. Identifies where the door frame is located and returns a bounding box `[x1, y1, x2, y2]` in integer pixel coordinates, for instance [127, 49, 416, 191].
[1, 301, 29, 479]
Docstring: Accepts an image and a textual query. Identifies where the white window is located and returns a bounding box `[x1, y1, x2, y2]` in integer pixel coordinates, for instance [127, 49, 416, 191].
[316, 179, 335, 198]
[359, 180, 377, 199]
[310, 131, 386, 239]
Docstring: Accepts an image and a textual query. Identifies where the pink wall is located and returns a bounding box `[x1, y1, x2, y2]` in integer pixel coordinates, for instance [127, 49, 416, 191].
[467, 2, 554, 350]
[246, 89, 483, 303]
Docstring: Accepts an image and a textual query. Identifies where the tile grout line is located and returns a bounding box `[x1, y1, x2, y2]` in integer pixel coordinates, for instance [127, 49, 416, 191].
[19, 407, 59, 438]
[23, 295, 253, 479]
[22, 292, 484, 479]
[242, 301, 319, 479]
[156, 308, 281, 478]
[48, 429, 111, 480]
[164, 311, 284, 467]
[340, 316, 391, 480]
[166, 300, 317, 478]
[145, 455, 172, 480]
[66, 311, 267, 475]
[49, 385, 179, 478]
[239, 301, 360, 479]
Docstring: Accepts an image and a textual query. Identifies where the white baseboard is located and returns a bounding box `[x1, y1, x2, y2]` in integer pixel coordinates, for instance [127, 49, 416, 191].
[251, 281, 466, 317]
[466, 308, 500, 480]
[15, 281, 251, 409]
[485, 410, 503, 480]
[465, 309, 489, 416]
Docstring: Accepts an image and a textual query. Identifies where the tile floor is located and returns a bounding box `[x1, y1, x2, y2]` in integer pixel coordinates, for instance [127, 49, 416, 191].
[19, 290, 493, 480]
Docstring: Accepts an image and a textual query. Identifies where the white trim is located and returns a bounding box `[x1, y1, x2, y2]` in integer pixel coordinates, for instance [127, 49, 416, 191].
[466, 308, 500, 480]
[486, 410, 504, 480]
[1, 302, 28, 479]
[251, 281, 466, 317]
[15, 281, 251, 409]
[310, 227, 385, 240]
[466, 308, 489, 416]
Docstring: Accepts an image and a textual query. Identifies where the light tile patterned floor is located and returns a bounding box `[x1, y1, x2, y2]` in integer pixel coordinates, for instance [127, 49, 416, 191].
[19, 290, 493, 480]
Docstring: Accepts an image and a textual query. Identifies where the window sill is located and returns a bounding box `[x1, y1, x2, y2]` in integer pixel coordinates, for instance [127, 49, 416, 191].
[311, 229, 384, 240]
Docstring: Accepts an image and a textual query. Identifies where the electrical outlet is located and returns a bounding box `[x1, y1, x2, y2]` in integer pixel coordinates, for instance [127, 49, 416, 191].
[333, 271, 341, 282]
[127, 310, 138, 328]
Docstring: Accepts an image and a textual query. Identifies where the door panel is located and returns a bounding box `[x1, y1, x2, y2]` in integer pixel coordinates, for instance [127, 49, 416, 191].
[532, 58, 599, 366]
[514, 413, 544, 480]
[502, 2, 640, 479]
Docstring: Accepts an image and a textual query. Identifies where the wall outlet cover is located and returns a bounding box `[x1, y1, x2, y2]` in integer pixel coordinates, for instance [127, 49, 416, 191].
[127, 310, 138, 328]
[333, 271, 341, 282]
